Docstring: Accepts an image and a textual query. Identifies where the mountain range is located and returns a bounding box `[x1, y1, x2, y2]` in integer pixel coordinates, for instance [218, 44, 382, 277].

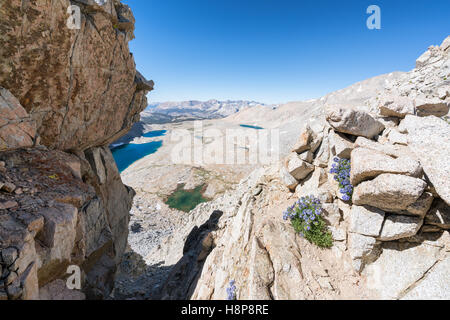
[143, 100, 276, 123]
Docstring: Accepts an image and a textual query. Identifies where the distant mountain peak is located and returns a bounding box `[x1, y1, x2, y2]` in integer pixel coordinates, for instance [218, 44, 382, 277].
[144, 100, 273, 123]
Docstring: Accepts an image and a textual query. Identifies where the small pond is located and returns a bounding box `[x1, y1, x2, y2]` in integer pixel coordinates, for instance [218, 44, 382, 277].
[165, 184, 209, 213]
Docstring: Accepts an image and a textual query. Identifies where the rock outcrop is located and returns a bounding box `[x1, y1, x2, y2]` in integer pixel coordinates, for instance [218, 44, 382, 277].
[0, 0, 152, 151]
[0, 0, 152, 300]
[399, 115, 450, 205]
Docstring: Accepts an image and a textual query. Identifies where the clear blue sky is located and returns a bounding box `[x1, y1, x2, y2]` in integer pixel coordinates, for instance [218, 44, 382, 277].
[122, 0, 450, 104]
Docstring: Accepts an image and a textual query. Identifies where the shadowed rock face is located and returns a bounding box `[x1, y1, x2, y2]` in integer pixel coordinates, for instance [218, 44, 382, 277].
[0, 147, 135, 299]
[0, 0, 152, 300]
[156, 210, 223, 300]
[0, 0, 152, 151]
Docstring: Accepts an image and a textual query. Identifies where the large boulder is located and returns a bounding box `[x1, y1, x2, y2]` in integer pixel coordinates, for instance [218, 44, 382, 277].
[326, 105, 385, 139]
[353, 174, 427, 212]
[415, 45, 444, 68]
[37, 203, 79, 264]
[416, 49, 432, 68]
[400, 115, 450, 205]
[313, 136, 330, 168]
[350, 148, 422, 185]
[291, 125, 313, 154]
[0, 0, 152, 151]
[84, 146, 133, 265]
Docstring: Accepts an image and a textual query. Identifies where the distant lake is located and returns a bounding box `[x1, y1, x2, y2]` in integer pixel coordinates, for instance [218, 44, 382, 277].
[143, 130, 167, 138]
[165, 184, 209, 212]
[240, 124, 264, 130]
[112, 130, 166, 172]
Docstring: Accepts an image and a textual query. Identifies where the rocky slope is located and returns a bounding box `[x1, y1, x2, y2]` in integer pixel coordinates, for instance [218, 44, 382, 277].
[141, 36, 450, 300]
[0, 0, 152, 299]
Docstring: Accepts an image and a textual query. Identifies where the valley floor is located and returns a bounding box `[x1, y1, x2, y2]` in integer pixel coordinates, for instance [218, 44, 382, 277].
[111, 119, 264, 298]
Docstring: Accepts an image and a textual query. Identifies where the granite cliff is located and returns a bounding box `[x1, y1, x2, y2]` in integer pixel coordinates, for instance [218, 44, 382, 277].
[0, 0, 152, 299]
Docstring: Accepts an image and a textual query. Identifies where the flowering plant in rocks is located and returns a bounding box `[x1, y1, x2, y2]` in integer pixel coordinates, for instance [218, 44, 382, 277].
[226, 280, 237, 300]
[330, 157, 353, 201]
[283, 195, 333, 248]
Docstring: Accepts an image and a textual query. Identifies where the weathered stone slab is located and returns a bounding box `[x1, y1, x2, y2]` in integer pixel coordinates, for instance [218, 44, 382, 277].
[350, 148, 422, 186]
[280, 167, 298, 191]
[291, 126, 313, 154]
[378, 215, 423, 241]
[415, 97, 449, 117]
[353, 174, 427, 212]
[37, 203, 78, 262]
[326, 105, 385, 139]
[402, 256, 450, 300]
[330, 131, 354, 159]
[379, 95, 415, 118]
[364, 242, 441, 299]
[400, 115, 450, 205]
[348, 232, 377, 272]
[286, 153, 314, 181]
[349, 205, 385, 237]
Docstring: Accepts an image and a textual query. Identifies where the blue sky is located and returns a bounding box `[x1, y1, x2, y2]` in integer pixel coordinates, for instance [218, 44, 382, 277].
[122, 0, 450, 104]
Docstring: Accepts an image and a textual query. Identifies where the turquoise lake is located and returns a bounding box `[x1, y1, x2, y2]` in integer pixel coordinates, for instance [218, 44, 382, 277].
[239, 124, 264, 130]
[143, 130, 167, 138]
[112, 130, 166, 172]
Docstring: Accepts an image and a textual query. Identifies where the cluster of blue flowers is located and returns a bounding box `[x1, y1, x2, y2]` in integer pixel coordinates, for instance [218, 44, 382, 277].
[283, 195, 333, 248]
[283, 195, 323, 236]
[329, 157, 353, 201]
[226, 280, 237, 300]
